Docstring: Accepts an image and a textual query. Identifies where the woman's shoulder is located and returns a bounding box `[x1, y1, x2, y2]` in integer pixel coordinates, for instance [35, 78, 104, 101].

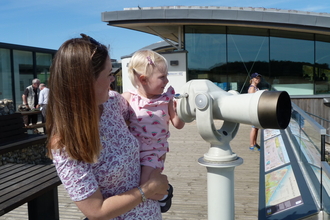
[109, 90, 120, 98]
[248, 85, 258, 93]
[108, 90, 127, 103]
[121, 91, 131, 102]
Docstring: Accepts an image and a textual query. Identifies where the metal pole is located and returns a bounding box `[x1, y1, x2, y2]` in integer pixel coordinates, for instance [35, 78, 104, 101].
[199, 157, 243, 220]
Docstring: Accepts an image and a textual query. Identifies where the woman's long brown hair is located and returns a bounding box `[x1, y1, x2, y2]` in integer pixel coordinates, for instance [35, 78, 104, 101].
[46, 36, 108, 163]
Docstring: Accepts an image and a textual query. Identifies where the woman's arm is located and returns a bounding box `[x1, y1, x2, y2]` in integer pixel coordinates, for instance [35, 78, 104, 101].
[248, 85, 256, 94]
[168, 99, 185, 129]
[75, 168, 168, 220]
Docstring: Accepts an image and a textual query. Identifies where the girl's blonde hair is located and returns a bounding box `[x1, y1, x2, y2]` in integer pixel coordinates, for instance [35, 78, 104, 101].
[128, 50, 168, 88]
[46, 34, 108, 163]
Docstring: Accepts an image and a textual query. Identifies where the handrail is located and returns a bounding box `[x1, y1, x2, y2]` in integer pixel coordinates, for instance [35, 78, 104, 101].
[289, 102, 330, 216]
[291, 102, 327, 134]
[305, 112, 330, 124]
[322, 161, 330, 178]
[305, 111, 330, 130]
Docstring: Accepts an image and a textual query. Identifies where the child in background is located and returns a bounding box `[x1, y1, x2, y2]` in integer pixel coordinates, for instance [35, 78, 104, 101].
[122, 50, 185, 213]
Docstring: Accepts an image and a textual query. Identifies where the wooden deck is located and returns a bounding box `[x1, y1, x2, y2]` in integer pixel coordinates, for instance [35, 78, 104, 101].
[0, 121, 261, 220]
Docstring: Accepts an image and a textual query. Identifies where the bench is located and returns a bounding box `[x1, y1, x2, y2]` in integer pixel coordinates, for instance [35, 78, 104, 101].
[0, 113, 61, 219]
[19, 110, 46, 134]
[0, 113, 46, 154]
[25, 123, 46, 130]
[0, 163, 61, 219]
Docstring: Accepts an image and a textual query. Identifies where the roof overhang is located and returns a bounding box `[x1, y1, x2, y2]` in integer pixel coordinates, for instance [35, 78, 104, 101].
[102, 6, 330, 43]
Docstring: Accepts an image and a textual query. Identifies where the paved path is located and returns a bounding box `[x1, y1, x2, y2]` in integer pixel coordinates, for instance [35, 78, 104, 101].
[0, 121, 260, 220]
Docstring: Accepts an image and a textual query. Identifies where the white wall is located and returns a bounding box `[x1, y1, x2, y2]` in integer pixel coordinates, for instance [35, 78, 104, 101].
[121, 51, 187, 94]
[121, 58, 132, 93]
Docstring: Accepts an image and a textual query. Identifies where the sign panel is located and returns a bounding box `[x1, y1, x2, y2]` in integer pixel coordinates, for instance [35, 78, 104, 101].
[264, 132, 290, 172]
[265, 165, 303, 216]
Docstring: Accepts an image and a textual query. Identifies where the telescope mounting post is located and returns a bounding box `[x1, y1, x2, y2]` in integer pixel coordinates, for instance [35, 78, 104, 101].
[194, 92, 243, 220]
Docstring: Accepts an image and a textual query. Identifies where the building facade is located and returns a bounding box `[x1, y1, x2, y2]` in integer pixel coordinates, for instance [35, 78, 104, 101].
[0, 42, 125, 111]
[102, 6, 330, 96]
[0, 43, 56, 109]
[102, 6, 330, 129]
[184, 25, 330, 95]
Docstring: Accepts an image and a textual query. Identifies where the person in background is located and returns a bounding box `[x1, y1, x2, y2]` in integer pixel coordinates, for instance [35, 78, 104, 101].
[122, 49, 185, 213]
[37, 83, 49, 123]
[22, 78, 40, 126]
[248, 73, 262, 151]
[46, 34, 168, 220]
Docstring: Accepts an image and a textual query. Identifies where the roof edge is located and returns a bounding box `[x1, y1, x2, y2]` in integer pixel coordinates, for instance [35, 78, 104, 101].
[121, 6, 330, 17]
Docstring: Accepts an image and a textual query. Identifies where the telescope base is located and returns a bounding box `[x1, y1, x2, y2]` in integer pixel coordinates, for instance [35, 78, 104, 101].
[198, 156, 243, 220]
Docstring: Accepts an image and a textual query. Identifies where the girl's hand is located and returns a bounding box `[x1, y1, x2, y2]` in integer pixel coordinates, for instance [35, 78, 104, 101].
[159, 153, 166, 162]
[173, 99, 178, 112]
[169, 99, 185, 129]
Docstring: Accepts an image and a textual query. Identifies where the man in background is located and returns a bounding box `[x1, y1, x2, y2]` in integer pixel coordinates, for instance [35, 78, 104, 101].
[22, 78, 40, 126]
[37, 83, 49, 123]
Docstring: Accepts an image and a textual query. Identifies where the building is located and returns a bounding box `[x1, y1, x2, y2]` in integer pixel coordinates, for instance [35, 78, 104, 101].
[120, 40, 186, 93]
[0, 43, 56, 109]
[102, 6, 330, 128]
[0, 43, 123, 110]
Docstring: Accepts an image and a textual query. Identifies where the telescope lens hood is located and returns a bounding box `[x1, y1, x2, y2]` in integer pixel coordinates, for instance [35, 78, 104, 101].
[258, 91, 291, 129]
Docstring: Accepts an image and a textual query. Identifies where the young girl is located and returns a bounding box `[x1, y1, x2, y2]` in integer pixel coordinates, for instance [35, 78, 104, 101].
[122, 50, 185, 213]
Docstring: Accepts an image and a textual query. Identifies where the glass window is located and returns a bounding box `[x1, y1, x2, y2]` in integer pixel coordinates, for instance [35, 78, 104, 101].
[0, 48, 12, 100]
[227, 27, 269, 93]
[315, 35, 330, 94]
[270, 30, 314, 95]
[185, 26, 227, 88]
[13, 50, 33, 106]
[36, 52, 52, 85]
[184, 26, 330, 96]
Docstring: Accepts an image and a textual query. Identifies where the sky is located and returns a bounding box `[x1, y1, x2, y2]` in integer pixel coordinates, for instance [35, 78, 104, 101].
[1, 0, 330, 60]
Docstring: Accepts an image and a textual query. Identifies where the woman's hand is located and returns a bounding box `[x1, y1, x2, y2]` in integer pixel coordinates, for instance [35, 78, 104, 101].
[76, 169, 168, 220]
[141, 168, 168, 198]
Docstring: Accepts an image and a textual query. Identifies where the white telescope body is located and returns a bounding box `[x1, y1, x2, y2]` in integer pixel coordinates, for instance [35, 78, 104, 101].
[175, 79, 291, 220]
[176, 79, 291, 129]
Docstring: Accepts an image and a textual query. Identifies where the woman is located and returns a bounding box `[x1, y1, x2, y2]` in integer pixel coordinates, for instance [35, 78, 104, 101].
[46, 34, 168, 219]
[248, 72, 262, 151]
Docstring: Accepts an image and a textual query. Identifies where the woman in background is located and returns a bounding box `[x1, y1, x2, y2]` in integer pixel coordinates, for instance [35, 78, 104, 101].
[248, 73, 262, 151]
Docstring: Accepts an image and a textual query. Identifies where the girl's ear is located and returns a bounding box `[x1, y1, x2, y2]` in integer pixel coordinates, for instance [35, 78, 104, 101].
[139, 75, 148, 85]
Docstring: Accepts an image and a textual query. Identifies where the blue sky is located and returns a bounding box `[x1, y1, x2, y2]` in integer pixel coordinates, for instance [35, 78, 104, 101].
[1, 0, 330, 60]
